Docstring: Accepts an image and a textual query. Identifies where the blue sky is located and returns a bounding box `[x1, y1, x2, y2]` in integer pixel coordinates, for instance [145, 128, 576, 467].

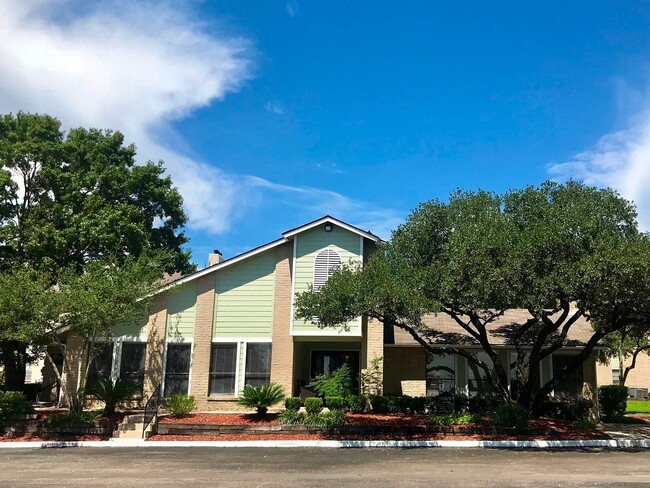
[2, 1, 650, 267]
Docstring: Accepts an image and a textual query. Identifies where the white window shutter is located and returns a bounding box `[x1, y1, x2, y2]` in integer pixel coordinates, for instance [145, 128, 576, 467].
[313, 249, 342, 292]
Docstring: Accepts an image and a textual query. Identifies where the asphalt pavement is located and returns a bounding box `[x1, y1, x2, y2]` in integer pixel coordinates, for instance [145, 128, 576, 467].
[1, 447, 649, 487]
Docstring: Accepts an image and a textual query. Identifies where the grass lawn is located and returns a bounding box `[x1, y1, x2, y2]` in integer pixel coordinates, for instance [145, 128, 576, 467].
[626, 399, 650, 414]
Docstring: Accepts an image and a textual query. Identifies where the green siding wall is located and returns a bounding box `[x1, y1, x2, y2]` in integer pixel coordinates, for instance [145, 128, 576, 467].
[213, 251, 276, 338]
[113, 316, 148, 339]
[292, 225, 362, 334]
[166, 283, 197, 339]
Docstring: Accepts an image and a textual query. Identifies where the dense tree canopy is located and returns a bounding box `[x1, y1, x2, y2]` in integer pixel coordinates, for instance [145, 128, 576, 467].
[295, 182, 650, 413]
[0, 112, 195, 390]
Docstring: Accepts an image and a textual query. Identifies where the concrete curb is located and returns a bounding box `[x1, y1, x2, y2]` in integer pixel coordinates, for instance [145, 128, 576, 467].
[0, 439, 649, 449]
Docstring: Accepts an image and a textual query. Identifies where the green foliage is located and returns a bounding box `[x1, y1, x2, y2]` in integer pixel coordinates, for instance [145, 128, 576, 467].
[84, 377, 137, 415]
[305, 410, 347, 429]
[45, 412, 98, 425]
[0, 391, 33, 419]
[488, 403, 531, 430]
[541, 398, 592, 421]
[284, 397, 302, 412]
[598, 385, 628, 421]
[360, 356, 383, 396]
[369, 395, 428, 414]
[325, 396, 345, 411]
[295, 181, 648, 412]
[278, 409, 305, 426]
[237, 383, 285, 415]
[304, 397, 323, 415]
[466, 396, 501, 415]
[430, 413, 482, 426]
[167, 394, 196, 417]
[574, 419, 598, 431]
[346, 395, 367, 413]
[309, 363, 353, 398]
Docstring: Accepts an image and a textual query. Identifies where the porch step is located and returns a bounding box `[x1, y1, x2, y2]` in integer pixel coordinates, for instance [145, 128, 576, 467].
[112, 413, 155, 439]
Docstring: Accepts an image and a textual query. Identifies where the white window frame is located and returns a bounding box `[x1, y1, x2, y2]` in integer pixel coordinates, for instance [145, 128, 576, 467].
[209, 338, 272, 397]
[161, 339, 194, 398]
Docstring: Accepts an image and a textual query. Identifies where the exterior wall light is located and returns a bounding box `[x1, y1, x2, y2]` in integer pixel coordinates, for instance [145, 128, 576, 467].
[324, 223, 333, 232]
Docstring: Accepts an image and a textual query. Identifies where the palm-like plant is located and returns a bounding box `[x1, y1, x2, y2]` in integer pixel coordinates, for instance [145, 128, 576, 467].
[84, 377, 137, 415]
[237, 383, 285, 415]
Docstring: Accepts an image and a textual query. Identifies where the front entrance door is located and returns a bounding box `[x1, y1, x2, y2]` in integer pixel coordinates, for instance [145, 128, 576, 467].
[310, 350, 360, 393]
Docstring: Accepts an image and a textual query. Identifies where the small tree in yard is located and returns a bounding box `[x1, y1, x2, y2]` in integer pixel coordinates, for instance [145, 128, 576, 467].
[601, 325, 650, 387]
[295, 181, 650, 415]
[44, 254, 165, 412]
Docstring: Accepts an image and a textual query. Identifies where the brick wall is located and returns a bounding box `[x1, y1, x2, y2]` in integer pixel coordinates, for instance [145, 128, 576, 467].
[361, 317, 384, 394]
[270, 242, 294, 396]
[143, 294, 168, 398]
[189, 274, 217, 411]
[383, 346, 426, 396]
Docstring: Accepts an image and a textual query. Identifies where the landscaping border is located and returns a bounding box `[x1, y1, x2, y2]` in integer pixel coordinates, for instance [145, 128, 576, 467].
[0, 438, 649, 449]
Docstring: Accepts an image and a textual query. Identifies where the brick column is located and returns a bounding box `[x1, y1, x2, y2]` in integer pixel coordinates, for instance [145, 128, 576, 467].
[583, 352, 599, 420]
[361, 317, 385, 394]
[270, 242, 294, 396]
[190, 274, 217, 411]
[143, 294, 168, 398]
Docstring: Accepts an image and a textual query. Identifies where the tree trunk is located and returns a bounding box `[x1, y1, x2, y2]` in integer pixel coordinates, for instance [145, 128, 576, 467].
[0, 340, 28, 391]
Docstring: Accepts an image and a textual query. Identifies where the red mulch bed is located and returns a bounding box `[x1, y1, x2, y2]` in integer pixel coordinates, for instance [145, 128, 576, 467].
[159, 413, 279, 425]
[1, 435, 110, 442]
[152, 413, 605, 441]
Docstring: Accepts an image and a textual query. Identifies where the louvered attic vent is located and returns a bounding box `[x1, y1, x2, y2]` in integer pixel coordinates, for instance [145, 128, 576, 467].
[313, 249, 342, 292]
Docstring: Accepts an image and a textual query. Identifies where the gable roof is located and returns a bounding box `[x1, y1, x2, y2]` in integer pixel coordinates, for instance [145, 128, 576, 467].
[282, 215, 381, 242]
[154, 216, 379, 295]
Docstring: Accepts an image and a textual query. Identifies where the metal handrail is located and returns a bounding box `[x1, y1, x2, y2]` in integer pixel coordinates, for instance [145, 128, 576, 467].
[142, 384, 161, 438]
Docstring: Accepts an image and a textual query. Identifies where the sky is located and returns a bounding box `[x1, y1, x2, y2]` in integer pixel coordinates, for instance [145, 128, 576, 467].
[1, 1, 650, 267]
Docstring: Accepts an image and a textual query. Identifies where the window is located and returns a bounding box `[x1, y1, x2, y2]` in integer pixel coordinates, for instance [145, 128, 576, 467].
[313, 249, 342, 291]
[164, 343, 191, 397]
[88, 343, 114, 385]
[426, 353, 455, 395]
[245, 343, 272, 387]
[119, 343, 146, 395]
[209, 343, 237, 396]
[467, 352, 497, 397]
[552, 354, 584, 398]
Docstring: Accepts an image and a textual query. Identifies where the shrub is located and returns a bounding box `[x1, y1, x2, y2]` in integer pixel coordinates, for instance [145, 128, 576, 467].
[167, 394, 196, 417]
[488, 403, 530, 430]
[278, 409, 305, 426]
[0, 391, 33, 419]
[309, 364, 353, 398]
[430, 413, 482, 426]
[360, 356, 383, 396]
[574, 418, 597, 431]
[237, 383, 285, 415]
[346, 395, 367, 413]
[284, 397, 302, 412]
[304, 397, 323, 415]
[467, 396, 500, 415]
[46, 412, 98, 425]
[325, 396, 345, 411]
[541, 398, 592, 421]
[598, 385, 628, 421]
[304, 410, 347, 429]
[84, 377, 137, 415]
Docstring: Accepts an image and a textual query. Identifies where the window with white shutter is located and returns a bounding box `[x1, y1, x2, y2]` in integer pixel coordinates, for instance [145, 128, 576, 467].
[313, 249, 342, 291]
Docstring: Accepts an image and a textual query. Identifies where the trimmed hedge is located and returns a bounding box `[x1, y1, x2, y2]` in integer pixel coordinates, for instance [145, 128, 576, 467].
[304, 397, 323, 415]
[284, 397, 302, 412]
[0, 391, 33, 419]
[598, 385, 628, 421]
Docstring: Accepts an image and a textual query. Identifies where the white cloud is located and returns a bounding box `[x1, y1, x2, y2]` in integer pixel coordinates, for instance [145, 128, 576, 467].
[265, 101, 284, 115]
[246, 177, 404, 239]
[0, 0, 403, 238]
[0, 0, 252, 233]
[549, 110, 650, 229]
[286, 1, 299, 18]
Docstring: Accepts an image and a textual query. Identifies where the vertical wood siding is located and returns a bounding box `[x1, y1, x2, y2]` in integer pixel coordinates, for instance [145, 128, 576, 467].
[166, 283, 197, 339]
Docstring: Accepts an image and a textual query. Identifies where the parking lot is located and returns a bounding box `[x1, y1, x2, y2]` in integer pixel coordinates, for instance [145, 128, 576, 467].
[1, 447, 649, 487]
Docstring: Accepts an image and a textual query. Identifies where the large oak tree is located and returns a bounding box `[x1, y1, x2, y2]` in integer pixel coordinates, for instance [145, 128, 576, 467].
[0, 112, 194, 389]
[295, 182, 650, 414]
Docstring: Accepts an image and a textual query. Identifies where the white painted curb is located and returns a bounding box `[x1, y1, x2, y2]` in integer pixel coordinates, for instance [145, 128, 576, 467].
[0, 439, 649, 449]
